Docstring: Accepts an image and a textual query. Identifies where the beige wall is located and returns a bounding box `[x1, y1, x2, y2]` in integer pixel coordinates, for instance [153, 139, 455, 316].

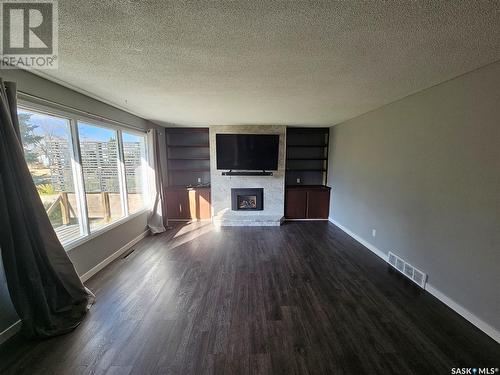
[328, 61, 500, 333]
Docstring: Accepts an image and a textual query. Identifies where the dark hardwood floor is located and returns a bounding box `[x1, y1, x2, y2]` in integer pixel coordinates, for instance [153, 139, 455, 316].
[1, 222, 498, 374]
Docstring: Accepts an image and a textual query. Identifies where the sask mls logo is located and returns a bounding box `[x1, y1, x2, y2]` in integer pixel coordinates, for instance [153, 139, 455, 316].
[0, 0, 58, 69]
[451, 368, 499, 375]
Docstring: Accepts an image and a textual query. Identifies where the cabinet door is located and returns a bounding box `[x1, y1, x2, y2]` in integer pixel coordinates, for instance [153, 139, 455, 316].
[285, 189, 307, 219]
[197, 189, 211, 219]
[166, 190, 190, 219]
[188, 189, 211, 219]
[306, 189, 330, 219]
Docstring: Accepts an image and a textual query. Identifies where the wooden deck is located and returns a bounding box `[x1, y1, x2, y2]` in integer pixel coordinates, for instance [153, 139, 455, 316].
[54, 224, 81, 245]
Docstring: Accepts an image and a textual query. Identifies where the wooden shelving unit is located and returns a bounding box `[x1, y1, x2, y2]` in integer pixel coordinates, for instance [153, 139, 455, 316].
[285, 127, 329, 186]
[284, 127, 330, 219]
[165, 128, 211, 220]
[166, 128, 211, 187]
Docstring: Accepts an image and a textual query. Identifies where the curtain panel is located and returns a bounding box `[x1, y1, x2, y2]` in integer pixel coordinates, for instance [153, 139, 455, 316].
[0, 79, 94, 339]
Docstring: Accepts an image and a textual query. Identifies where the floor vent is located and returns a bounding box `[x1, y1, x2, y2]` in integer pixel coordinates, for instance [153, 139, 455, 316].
[122, 248, 136, 259]
[387, 252, 427, 288]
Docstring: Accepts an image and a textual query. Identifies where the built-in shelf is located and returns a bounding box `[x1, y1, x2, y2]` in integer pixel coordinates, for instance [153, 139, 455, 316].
[286, 127, 329, 186]
[166, 128, 210, 187]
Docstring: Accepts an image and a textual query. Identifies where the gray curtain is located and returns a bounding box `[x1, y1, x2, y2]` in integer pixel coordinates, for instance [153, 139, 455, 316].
[0, 79, 94, 339]
[147, 128, 167, 233]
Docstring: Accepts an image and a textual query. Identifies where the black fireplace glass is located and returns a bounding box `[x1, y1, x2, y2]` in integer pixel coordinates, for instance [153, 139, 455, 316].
[231, 188, 263, 211]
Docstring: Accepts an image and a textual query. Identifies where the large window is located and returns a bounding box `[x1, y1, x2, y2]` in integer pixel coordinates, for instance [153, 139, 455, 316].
[18, 105, 149, 248]
[78, 122, 124, 231]
[19, 109, 84, 244]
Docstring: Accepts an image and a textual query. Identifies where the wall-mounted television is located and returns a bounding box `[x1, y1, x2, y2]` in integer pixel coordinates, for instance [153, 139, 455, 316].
[216, 134, 279, 171]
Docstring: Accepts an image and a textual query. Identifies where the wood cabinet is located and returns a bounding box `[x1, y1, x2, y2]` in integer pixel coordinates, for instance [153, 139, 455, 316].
[166, 187, 211, 220]
[306, 188, 330, 219]
[285, 186, 330, 219]
[164, 128, 211, 220]
[285, 189, 308, 219]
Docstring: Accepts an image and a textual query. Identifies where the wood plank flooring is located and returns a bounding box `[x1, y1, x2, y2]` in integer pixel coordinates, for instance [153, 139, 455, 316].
[0, 222, 499, 374]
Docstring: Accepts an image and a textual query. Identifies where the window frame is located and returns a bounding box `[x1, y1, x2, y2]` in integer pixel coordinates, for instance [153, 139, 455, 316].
[77, 120, 127, 230]
[120, 129, 150, 215]
[18, 99, 150, 252]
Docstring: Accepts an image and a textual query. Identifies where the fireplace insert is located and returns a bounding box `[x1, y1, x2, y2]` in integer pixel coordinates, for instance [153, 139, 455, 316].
[231, 188, 263, 211]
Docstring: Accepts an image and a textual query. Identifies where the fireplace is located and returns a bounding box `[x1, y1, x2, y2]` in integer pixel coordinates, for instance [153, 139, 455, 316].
[231, 188, 263, 211]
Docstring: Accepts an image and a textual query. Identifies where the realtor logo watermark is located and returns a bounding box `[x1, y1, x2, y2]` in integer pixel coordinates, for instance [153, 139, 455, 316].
[0, 0, 58, 69]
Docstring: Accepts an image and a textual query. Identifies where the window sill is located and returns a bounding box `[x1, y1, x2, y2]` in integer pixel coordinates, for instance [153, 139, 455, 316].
[63, 208, 150, 252]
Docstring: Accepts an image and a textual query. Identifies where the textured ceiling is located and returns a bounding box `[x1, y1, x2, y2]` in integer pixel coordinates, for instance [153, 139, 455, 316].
[36, 1, 500, 126]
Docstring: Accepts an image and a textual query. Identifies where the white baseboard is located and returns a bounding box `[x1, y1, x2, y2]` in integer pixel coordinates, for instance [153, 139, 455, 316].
[0, 320, 21, 346]
[80, 229, 150, 282]
[425, 284, 500, 344]
[328, 217, 387, 261]
[328, 217, 500, 344]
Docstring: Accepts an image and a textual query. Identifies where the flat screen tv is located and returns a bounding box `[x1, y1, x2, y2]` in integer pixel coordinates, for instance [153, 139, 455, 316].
[216, 134, 279, 170]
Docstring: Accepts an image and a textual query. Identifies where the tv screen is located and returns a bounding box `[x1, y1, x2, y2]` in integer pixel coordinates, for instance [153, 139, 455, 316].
[216, 134, 279, 170]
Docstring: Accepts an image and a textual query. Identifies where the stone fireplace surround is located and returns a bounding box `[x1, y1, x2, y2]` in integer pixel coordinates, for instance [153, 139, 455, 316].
[210, 125, 285, 226]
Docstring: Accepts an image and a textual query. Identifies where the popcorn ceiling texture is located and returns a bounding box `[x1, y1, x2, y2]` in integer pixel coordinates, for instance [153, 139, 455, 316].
[41, 1, 500, 126]
[209, 125, 286, 225]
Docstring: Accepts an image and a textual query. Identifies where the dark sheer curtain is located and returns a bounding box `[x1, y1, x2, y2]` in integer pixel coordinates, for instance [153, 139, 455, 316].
[0, 79, 94, 339]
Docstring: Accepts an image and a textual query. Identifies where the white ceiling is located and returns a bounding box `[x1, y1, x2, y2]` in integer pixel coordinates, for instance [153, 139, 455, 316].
[37, 1, 500, 127]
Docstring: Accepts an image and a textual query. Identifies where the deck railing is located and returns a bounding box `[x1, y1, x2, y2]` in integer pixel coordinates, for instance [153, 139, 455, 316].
[45, 192, 116, 224]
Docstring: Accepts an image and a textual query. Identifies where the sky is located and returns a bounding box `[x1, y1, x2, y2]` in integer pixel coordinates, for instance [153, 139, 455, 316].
[19, 110, 144, 143]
